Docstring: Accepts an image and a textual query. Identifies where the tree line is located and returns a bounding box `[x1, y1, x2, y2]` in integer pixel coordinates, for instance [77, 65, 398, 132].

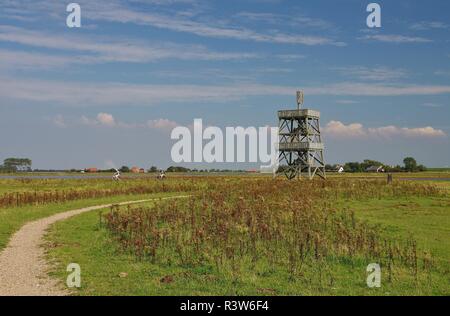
[326, 157, 427, 173]
[0, 157, 428, 174]
[117, 166, 247, 173]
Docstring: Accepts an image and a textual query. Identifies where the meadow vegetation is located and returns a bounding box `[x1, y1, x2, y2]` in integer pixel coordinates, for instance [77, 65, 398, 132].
[43, 177, 449, 295]
[0, 177, 198, 250]
[0, 178, 198, 208]
[0, 175, 448, 295]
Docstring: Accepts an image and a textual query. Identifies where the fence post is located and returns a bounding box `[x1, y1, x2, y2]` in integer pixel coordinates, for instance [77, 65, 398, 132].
[387, 173, 393, 184]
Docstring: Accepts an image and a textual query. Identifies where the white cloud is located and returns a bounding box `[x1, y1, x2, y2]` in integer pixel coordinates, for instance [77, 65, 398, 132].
[410, 21, 449, 31]
[333, 66, 407, 81]
[359, 34, 432, 43]
[153, 68, 254, 82]
[256, 68, 294, 73]
[434, 70, 450, 76]
[234, 12, 333, 29]
[370, 126, 446, 138]
[235, 12, 286, 24]
[81, 113, 117, 127]
[3, 78, 450, 107]
[306, 82, 450, 96]
[147, 118, 179, 131]
[52, 114, 66, 128]
[405, 127, 447, 137]
[80, 115, 98, 126]
[335, 100, 359, 104]
[81, 113, 141, 128]
[97, 113, 116, 126]
[422, 102, 442, 108]
[276, 54, 307, 62]
[0, 0, 343, 47]
[324, 121, 366, 138]
[131, 0, 199, 5]
[0, 25, 260, 67]
[324, 120, 446, 139]
[0, 49, 77, 69]
[86, 3, 345, 46]
[78, 114, 178, 131]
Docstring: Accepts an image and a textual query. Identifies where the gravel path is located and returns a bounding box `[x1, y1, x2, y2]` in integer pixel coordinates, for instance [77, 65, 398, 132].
[0, 195, 190, 296]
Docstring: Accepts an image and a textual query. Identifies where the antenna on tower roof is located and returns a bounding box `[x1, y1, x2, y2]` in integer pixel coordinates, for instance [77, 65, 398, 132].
[296, 90, 304, 110]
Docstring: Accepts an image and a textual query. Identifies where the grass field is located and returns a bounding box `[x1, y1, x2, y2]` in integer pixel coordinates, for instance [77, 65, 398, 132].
[0, 175, 198, 195]
[44, 176, 449, 296]
[0, 175, 448, 295]
[0, 192, 187, 251]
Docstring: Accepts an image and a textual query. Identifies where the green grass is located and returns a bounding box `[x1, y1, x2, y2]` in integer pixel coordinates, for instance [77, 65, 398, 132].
[347, 197, 450, 263]
[45, 195, 450, 296]
[1, 171, 447, 193]
[0, 192, 184, 251]
[1, 174, 447, 296]
[325, 171, 450, 179]
[427, 168, 450, 172]
[0, 177, 168, 194]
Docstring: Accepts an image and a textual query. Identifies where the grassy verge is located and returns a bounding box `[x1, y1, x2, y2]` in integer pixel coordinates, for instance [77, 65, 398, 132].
[347, 197, 450, 263]
[45, 195, 450, 296]
[0, 192, 185, 250]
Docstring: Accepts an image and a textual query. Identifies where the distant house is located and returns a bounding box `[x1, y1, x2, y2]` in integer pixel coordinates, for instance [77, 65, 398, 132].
[85, 167, 98, 173]
[366, 165, 385, 173]
[336, 166, 344, 173]
[131, 167, 145, 173]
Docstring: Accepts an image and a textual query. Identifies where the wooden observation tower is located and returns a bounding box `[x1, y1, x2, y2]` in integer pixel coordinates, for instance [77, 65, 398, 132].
[277, 91, 326, 180]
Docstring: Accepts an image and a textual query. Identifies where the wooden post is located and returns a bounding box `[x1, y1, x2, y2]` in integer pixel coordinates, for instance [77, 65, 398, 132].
[387, 173, 393, 184]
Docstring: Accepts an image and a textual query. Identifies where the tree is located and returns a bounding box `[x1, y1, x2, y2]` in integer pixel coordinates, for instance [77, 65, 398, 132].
[344, 162, 362, 173]
[403, 157, 418, 172]
[148, 166, 158, 173]
[119, 166, 130, 173]
[325, 164, 334, 171]
[361, 159, 383, 171]
[2, 158, 32, 172]
[166, 166, 191, 173]
[417, 164, 427, 172]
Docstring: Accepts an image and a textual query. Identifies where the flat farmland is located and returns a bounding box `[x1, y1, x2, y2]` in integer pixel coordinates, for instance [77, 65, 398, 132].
[0, 174, 448, 295]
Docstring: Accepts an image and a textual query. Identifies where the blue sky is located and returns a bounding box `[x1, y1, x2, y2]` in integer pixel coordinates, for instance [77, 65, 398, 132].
[0, 0, 449, 169]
